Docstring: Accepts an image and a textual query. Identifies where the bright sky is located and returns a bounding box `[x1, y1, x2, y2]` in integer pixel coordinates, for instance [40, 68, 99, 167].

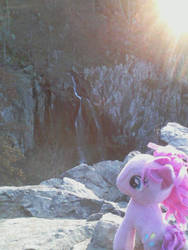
[156, 0, 188, 37]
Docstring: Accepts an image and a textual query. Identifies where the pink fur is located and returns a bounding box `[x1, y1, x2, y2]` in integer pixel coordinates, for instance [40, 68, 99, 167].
[148, 143, 188, 224]
[161, 225, 185, 250]
[113, 143, 187, 250]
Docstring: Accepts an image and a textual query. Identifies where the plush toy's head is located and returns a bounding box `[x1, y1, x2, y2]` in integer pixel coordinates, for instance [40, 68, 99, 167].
[117, 143, 188, 224]
[117, 153, 175, 205]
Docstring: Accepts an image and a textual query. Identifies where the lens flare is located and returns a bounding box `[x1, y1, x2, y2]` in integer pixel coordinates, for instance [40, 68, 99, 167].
[157, 0, 188, 36]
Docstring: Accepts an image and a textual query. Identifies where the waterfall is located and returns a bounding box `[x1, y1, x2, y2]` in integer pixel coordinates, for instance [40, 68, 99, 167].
[75, 100, 87, 163]
[86, 98, 105, 160]
[72, 76, 87, 163]
[72, 75, 105, 164]
[72, 76, 81, 101]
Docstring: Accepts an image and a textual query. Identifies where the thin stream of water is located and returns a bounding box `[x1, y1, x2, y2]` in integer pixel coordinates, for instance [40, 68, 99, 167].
[72, 76, 87, 163]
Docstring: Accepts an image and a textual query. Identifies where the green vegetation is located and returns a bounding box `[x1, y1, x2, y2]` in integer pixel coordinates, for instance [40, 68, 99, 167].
[0, 135, 25, 185]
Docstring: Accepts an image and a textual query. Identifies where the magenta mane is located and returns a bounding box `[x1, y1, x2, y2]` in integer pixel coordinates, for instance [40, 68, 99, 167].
[148, 142, 188, 224]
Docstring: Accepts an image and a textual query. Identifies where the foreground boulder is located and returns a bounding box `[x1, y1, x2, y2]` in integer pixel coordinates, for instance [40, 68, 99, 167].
[0, 217, 96, 250]
[0, 178, 103, 219]
[0, 158, 131, 249]
[60, 160, 126, 202]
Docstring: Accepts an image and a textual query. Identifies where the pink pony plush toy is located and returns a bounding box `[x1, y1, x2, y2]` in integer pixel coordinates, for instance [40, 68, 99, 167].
[113, 143, 188, 250]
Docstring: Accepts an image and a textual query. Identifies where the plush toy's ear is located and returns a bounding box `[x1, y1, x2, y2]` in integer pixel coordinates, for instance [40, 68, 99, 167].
[149, 164, 175, 189]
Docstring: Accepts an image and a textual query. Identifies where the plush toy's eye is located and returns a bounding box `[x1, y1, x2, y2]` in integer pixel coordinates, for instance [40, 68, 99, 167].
[129, 175, 141, 189]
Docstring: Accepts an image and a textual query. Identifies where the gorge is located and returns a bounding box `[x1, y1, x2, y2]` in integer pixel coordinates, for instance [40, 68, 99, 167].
[0, 0, 188, 185]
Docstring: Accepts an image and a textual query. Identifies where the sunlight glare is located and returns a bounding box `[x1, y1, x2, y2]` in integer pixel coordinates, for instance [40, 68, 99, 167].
[157, 0, 188, 36]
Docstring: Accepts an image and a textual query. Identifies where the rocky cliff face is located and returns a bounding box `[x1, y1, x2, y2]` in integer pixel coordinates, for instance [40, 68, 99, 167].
[0, 0, 188, 184]
[81, 57, 186, 152]
[0, 66, 34, 152]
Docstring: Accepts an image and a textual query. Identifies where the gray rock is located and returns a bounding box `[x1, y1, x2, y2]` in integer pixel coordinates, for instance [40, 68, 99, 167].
[60, 160, 124, 202]
[0, 178, 103, 219]
[88, 213, 122, 250]
[160, 122, 188, 155]
[99, 201, 126, 217]
[87, 201, 126, 221]
[0, 217, 96, 250]
[42, 173, 127, 217]
[122, 150, 141, 164]
[87, 213, 104, 222]
[72, 239, 91, 250]
[88, 213, 143, 250]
